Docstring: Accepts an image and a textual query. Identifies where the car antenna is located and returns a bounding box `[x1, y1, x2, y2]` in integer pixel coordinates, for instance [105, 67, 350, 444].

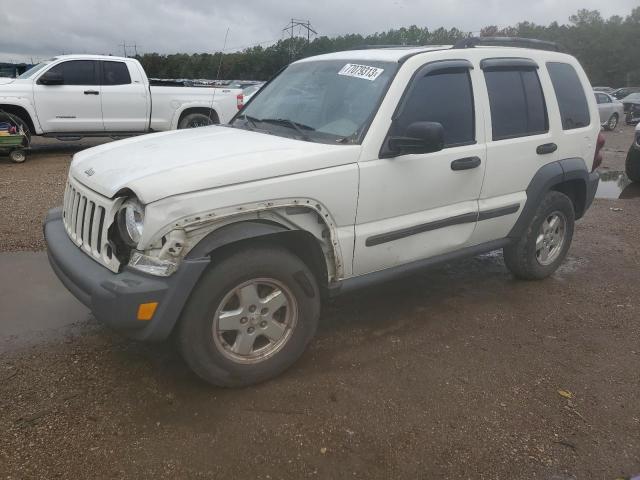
[208, 27, 231, 125]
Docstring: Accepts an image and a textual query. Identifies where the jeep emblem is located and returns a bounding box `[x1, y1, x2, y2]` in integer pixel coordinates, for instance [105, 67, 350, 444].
[84, 168, 95, 176]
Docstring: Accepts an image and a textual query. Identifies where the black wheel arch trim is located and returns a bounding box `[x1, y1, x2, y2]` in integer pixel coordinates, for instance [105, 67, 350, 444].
[186, 220, 290, 259]
[508, 157, 598, 239]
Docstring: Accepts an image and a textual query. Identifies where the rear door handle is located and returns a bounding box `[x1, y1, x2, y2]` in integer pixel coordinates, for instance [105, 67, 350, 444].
[451, 156, 481, 171]
[536, 143, 557, 155]
[84, 90, 99, 95]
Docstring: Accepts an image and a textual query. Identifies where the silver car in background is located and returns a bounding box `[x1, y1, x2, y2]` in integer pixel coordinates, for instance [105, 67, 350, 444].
[594, 91, 624, 130]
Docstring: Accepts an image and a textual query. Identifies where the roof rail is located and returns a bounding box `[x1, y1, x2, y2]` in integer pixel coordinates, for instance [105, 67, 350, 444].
[453, 36, 562, 52]
[349, 45, 417, 50]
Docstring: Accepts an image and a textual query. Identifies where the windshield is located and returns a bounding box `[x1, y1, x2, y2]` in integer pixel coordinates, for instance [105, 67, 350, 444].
[232, 60, 397, 143]
[623, 93, 640, 101]
[17, 61, 51, 79]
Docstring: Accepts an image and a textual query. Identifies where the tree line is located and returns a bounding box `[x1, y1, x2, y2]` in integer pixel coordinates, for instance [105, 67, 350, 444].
[136, 8, 640, 87]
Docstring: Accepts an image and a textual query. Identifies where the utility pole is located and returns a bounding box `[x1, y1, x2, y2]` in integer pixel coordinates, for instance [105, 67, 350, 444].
[118, 42, 139, 58]
[282, 18, 317, 61]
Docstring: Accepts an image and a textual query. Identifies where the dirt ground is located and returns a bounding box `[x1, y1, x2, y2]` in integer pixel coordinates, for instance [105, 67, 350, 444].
[0, 128, 639, 479]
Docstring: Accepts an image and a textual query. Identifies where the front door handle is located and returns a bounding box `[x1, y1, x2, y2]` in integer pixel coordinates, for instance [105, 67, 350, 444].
[536, 143, 557, 155]
[451, 156, 481, 171]
[84, 90, 99, 95]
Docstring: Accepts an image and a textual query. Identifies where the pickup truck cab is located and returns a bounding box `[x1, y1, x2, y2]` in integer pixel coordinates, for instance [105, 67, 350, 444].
[44, 39, 602, 386]
[0, 55, 242, 136]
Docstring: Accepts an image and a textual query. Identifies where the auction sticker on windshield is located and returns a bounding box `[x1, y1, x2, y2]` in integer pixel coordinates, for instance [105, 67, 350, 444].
[338, 64, 384, 81]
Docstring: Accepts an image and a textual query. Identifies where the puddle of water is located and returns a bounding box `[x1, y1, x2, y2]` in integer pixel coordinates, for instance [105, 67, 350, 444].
[595, 171, 640, 199]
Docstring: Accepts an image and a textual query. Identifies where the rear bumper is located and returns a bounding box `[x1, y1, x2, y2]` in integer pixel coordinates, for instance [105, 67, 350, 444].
[44, 208, 209, 341]
[585, 171, 600, 213]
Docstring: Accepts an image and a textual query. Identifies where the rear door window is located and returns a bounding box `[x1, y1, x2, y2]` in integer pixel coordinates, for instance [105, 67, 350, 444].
[546, 62, 591, 130]
[394, 67, 475, 147]
[45, 60, 99, 86]
[484, 67, 548, 140]
[102, 61, 131, 85]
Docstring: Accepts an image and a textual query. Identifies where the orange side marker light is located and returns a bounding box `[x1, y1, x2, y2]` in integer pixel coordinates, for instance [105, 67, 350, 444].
[137, 302, 158, 321]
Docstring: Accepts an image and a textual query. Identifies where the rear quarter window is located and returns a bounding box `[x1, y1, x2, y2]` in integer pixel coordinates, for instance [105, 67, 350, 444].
[546, 62, 590, 130]
[484, 68, 548, 141]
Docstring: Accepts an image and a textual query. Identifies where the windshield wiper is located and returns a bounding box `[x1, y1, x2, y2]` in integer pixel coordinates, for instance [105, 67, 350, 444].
[258, 118, 314, 141]
[236, 113, 259, 130]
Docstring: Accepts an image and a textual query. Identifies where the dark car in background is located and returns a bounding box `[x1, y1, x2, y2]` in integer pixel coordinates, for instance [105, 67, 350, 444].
[0, 63, 33, 79]
[622, 92, 640, 124]
[612, 86, 640, 100]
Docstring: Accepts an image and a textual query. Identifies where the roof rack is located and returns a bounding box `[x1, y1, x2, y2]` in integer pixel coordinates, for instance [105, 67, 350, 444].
[349, 45, 423, 50]
[453, 36, 562, 52]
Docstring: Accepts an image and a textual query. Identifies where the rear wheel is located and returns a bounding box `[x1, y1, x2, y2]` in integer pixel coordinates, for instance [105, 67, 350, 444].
[605, 113, 618, 131]
[178, 245, 320, 387]
[178, 112, 216, 129]
[503, 191, 575, 280]
[626, 146, 640, 182]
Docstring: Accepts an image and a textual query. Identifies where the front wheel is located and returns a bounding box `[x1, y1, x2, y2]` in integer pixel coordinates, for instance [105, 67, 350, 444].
[178, 245, 320, 387]
[604, 113, 618, 131]
[503, 191, 575, 280]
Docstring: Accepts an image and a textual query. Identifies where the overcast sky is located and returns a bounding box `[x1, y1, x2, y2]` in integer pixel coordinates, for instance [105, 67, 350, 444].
[1, 0, 637, 63]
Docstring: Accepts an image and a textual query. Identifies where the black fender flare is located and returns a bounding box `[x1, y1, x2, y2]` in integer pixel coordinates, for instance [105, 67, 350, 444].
[508, 158, 598, 238]
[186, 220, 289, 260]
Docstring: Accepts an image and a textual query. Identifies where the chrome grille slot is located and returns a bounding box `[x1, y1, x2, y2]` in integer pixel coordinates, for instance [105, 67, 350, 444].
[61, 175, 121, 272]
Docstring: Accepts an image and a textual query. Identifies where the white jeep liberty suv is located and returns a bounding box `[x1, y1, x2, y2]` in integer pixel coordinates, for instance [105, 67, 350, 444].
[45, 37, 602, 386]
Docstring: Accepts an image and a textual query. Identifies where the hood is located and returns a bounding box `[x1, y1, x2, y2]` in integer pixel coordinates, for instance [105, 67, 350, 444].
[0, 77, 15, 85]
[70, 126, 359, 204]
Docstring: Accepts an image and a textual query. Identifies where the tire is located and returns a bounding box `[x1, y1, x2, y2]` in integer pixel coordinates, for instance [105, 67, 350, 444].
[178, 245, 321, 387]
[604, 113, 618, 131]
[626, 146, 640, 182]
[503, 191, 575, 280]
[178, 112, 216, 129]
[9, 149, 26, 163]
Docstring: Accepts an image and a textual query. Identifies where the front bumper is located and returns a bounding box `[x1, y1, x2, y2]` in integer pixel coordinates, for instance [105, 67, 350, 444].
[44, 208, 209, 341]
[626, 106, 640, 124]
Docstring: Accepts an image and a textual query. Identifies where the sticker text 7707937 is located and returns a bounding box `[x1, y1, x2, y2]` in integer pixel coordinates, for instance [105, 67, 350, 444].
[338, 64, 385, 81]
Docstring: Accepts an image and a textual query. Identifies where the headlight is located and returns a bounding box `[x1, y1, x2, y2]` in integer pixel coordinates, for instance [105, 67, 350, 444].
[117, 198, 145, 247]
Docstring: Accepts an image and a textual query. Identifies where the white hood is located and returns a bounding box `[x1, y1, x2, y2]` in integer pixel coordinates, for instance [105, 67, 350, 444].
[0, 77, 15, 85]
[70, 126, 359, 204]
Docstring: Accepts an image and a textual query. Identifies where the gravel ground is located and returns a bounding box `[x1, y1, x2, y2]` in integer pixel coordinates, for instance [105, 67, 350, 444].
[0, 127, 639, 479]
[0, 137, 107, 251]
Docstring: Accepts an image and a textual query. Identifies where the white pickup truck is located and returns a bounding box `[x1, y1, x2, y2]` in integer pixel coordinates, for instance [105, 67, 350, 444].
[0, 54, 243, 136]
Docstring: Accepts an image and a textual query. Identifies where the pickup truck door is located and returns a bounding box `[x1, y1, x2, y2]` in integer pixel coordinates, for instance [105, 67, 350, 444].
[33, 60, 103, 132]
[100, 60, 149, 132]
[353, 60, 487, 276]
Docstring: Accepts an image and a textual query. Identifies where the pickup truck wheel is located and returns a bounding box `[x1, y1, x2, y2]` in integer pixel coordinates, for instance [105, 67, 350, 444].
[178, 112, 215, 129]
[626, 146, 640, 182]
[178, 245, 320, 387]
[503, 191, 575, 280]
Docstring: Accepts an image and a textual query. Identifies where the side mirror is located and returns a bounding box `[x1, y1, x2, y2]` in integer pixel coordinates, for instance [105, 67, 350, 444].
[382, 121, 445, 158]
[39, 71, 63, 85]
